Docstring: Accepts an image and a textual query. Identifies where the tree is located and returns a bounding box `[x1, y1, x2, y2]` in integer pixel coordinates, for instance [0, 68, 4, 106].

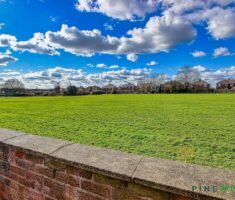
[54, 82, 61, 95]
[174, 67, 201, 91]
[66, 85, 77, 96]
[3, 79, 25, 89]
[138, 73, 168, 93]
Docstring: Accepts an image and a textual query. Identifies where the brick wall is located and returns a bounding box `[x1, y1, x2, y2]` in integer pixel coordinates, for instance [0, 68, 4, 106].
[0, 129, 233, 200]
[0, 144, 192, 200]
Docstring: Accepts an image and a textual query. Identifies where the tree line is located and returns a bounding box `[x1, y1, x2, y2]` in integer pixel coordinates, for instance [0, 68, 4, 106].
[0, 67, 234, 96]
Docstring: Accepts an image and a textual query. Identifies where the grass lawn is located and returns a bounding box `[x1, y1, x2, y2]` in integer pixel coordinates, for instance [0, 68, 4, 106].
[0, 94, 234, 171]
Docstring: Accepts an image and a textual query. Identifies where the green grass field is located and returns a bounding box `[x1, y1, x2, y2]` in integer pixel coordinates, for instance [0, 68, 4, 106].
[0, 94, 234, 171]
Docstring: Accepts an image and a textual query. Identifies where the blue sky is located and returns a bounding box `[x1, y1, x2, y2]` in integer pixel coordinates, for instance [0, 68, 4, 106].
[0, 0, 235, 88]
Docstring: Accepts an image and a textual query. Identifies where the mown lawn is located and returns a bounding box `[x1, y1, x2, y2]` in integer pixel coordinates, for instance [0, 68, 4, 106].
[0, 94, 234, 171]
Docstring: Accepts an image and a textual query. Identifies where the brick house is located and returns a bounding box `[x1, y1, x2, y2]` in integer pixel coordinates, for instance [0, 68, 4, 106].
[216, 79, 235, 90]
[190, 80, 211, 92]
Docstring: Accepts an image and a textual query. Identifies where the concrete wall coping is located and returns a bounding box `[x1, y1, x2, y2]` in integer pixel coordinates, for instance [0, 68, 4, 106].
[0, 128, 234, 200]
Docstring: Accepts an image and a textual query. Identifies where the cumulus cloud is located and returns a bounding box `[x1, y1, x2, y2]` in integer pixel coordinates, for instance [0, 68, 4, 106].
[0, 33, 59, 55]
[1, 0, 234, 58]
[161, 0, 235, 39]
[0, 18, 195, 57]
[0, 50, 18, 67]
[199, 65, 235, 86]
[75, 0, 159, 20]
[191, 50, 206, 57]
[213, 47, 232, 57]
[206, 7, 235, 39]
[45, 24, 120, 56]
[0, 34, 17, 47]
[118, 16, 196, 54]
[146, 61, 158, 66]
[192, 65, 207, 72]
[13, 33, 59, 55]
[0, 67, 151, 88]
[75, 0, 235, 40]
[127, 54, 138, 62]
[1, 65, 235, 89]
[172, 65, 235, 86]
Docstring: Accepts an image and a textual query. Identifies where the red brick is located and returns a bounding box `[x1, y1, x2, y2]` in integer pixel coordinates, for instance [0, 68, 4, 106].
[66, 165, 92, 180]
[44, 177, 65, 199]
[67, 175, 80, 187]
[64, 185, 78, 197]
[25, 189, 44, 200]
[35, 165, 54, 178]
[15, 150, 25, 159]
[55, 171, 68, 184]
[77, 190, 90, 200]
[44, 196, 57, 200]
[45, 159, 67, 172]
[25, 171, 43, 191]
[11, 165, 26, 177]
[15, 158, 34, 169]
[25, 153, 44, 164]
[81, 179, 111, 198]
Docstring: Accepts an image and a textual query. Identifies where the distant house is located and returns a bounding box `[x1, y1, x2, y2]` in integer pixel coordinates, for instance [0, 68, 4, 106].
[25, 89, 55, 96]
[190, 80, 210, 92]
[216, 79, 235, 90]
[103, 84, 117, 94]
[0, 88, 26, 96]
[85, 86, 104, 95]
[163, 81, 184, 93]
[117, 83, 137, 94]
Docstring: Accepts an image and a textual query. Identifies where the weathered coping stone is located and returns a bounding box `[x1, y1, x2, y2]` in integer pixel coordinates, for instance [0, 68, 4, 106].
[0, 128, 23, 141]
[3, 134, 73, 155]
[0, 128, 235, 200]
[51, 143, 143, 181]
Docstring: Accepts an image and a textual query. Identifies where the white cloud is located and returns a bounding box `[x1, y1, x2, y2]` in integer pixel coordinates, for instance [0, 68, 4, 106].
[45, 24, 120, 56]
[173, 65, 235, 86]
[199, 65, 235, 86]
[87, 63, 94, 67]
[0, 50, 18, 67]
[192, 65, 207, 72]
[118, 16, 196, 54]
[191, 50, 206, 57]
[87, 63, 120, 69]
[146, 61, 158, 66]
[104, 23, 114, 31]
[206, 7, 235, 39]
[0, 34, 17, 47]
[96, 63, 107, 68]
[0, 23, 5, 29]
[0, 33, 59, 56]
[1, 0, 234, 58]
[109, 65, 119, 69]
[49, 16, 57, 22]
[213, 47, 232, 57]
[75, 0, 159, 20]
[161, 0, 235, 39]
[127, 54, 138, 62]
[75, 0, 235, 40]
[0, 67, 151, 88]
[0, 18, 195, 57]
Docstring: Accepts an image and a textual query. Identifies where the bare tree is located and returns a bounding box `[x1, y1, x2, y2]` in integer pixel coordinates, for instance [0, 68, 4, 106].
[3, 79, 25, 89]
[54, 81, 61, 95]
[174, 67, 201, 91]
